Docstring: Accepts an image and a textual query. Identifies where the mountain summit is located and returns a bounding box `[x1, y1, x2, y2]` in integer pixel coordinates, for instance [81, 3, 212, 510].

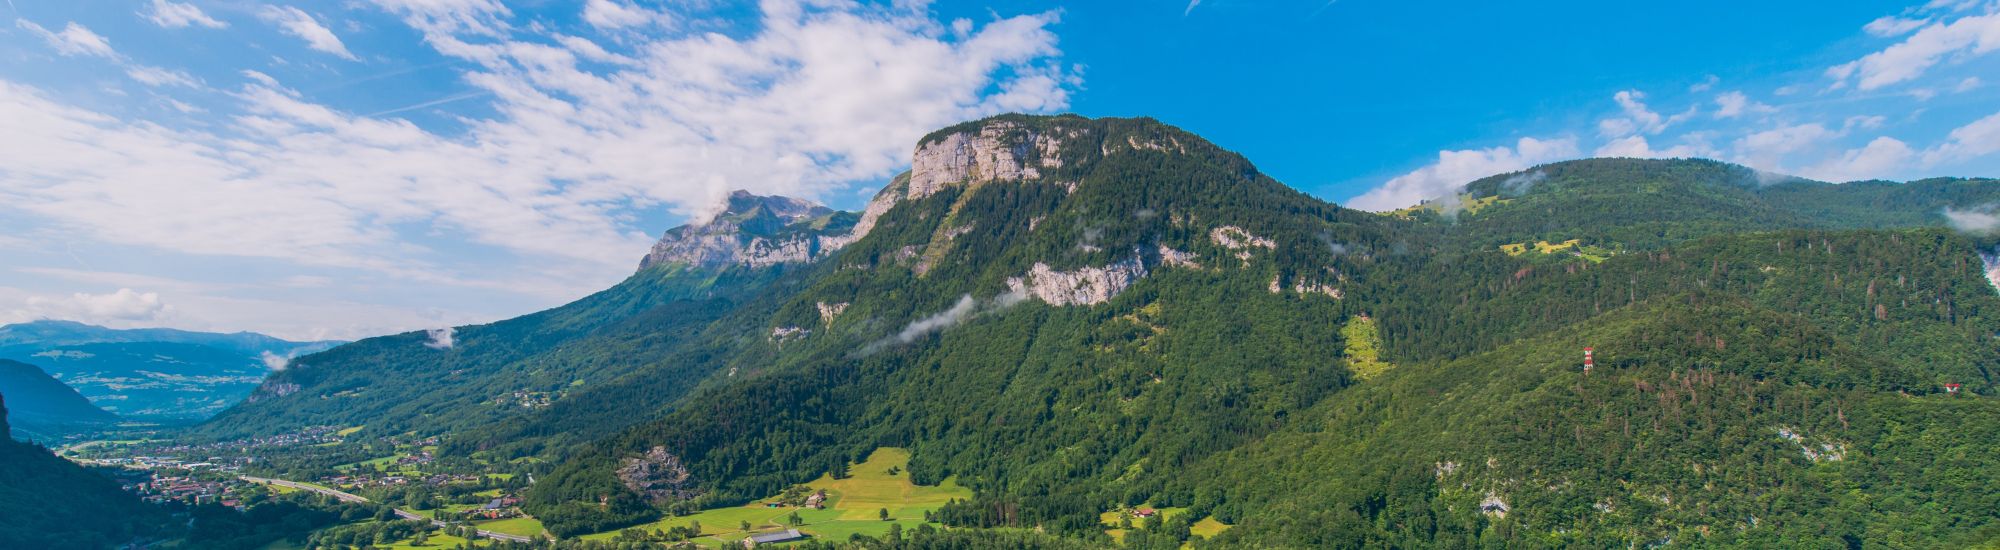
[638, 191, 856, 271]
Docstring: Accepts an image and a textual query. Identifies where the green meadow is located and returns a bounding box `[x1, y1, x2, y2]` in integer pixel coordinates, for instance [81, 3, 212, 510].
[581, 447, 968, 546]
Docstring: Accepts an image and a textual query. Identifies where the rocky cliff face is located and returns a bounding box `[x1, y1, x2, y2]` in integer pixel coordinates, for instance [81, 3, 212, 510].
[638, 191, 856, 271]
[907, 119, 1070, 199]
[1007, 253, 1150, 306]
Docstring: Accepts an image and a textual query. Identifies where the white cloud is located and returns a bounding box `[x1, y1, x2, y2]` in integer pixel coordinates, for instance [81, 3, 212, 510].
[1184, 0, 1202, 16]
[1827, 9, 2000, 91]
[259, 6, 359, 61]
[1689, 74, 1720, 93]
[1864, 16, 1928, 37]
[1925, 110, 2000, 164]
[1593, 135, 1707, 159]
[1599, 90, 1694, 137]
[127, 66, 201, 88]
[1733, 123, 1838, 170]
[1956, 76, 1983, 92]
[1844, 115, 1888, 130]
[15, 20, 117, 58]
[366, 0, 511, 35]
[582, 0, 670, 29]
[1802, 136, 1916, 181]
[144, 0, 227, 29]
[1347, 136, 1580, 211]
[895, 295, 978, 343]
[0, 1, 1073, 339]
[260, 351, 290, 370]
[424, 326, 455, 349]
[1944, 205, 2000, 233]
[1713, 91, 1774, 119]
[15, 288, 170, 323]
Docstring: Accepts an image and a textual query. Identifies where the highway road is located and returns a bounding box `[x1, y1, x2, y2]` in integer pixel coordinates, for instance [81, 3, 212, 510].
[241, 476, 534, 543]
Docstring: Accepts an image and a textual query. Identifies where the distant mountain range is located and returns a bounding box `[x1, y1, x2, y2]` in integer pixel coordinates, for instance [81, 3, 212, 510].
[193, 115, 2000, 547]
[0, 321, 343, 421]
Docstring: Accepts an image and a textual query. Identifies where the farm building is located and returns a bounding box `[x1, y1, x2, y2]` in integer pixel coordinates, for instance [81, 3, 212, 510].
[744, 529, 806, 547]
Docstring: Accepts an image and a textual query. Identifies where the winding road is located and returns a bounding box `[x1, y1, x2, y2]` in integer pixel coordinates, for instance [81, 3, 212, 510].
[241, 476, 534, 543]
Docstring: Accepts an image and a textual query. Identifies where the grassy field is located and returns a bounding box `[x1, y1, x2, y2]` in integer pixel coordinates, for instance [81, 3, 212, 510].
[380, 530, 482, 549]
[580, 447, 969, 547]
[1340, 316, 1393, 380]
[337, 452, 411, 471]
[1099, 506, 1232, 544]
[474, 516, 547, 538]
[1190, 516, 1232, 538]
[336, 426, 365, 437]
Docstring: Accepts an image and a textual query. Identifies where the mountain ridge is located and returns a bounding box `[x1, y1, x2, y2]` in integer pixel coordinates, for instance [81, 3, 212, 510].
[179, 113, 2000, 548]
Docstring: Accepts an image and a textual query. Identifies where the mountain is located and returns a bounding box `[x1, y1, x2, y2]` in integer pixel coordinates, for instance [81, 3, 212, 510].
[0, 393, 164, 549]
[0, 321, 343, 420]
[201, 115, 2000, 547]
[0, 358, 116, 439]
[197, 188, 862, 441]
[0, 320, 342, 358]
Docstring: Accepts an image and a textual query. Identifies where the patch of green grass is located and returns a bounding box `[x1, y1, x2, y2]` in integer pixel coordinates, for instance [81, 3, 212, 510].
[474, 516, 547, 538]
[800, 447, 969, 521]
[335, 426, 365, 437]
[1340, 316, 1393, 380]
[579, 447, 969, 544]
[379, 530, 483, 549]
[336, 452, 410, 471]
[1099, 505, 1193, 542]
[1189, 516, 1231, 538]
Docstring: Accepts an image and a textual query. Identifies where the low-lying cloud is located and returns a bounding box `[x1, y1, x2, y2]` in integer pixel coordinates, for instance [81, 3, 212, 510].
[860, 289, 1030, 356]
[1944, 204, 2000, 234]
[424, 326, 456, 350]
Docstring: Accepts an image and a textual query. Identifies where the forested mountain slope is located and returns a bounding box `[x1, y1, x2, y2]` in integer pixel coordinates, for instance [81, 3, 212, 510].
[199, 192, 860, 440]
[0, 393, 164, 549]
[192, 114, 2000, 548]
[515, 118, 2000, 547]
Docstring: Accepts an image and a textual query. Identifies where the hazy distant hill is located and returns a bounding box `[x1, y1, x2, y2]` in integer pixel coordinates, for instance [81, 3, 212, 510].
[0, 358, 115, 439]
[0, 321, 342, 420]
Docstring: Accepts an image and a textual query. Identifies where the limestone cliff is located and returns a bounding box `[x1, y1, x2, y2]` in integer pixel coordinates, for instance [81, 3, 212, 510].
[638, 191, 857, 271]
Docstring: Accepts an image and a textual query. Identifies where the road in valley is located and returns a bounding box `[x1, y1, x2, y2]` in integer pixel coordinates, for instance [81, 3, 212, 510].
[241, 476, 535, 543]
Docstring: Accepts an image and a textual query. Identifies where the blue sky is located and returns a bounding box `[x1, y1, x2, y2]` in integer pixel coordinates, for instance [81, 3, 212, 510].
[1, 0, 1997, 340]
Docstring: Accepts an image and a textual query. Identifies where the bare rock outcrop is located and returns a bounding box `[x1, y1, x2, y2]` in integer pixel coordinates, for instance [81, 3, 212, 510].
[1007, 254, 1149, 306]
[618, 446, 702, 504]
[1158, 245, 1202, 269]
[816, 301, 849, 325]
[907, 121, 1068, 199]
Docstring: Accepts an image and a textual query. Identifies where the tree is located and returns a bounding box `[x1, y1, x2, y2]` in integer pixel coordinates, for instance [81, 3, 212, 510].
[787, 511, 803, 526]
[411, 530, 429, 546]
[879, 508, 891, 521]
[740, 520, 752, 532]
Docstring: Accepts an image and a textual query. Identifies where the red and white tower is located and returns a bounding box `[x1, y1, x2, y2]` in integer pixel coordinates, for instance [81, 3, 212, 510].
[1583, 347, 1594, 375]
[1946, 383, 1962, 395]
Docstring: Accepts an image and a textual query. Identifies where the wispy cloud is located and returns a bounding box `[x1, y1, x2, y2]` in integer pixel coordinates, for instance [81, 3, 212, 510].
[1347, 137, 1579, 211]
[143, 0, 227, 29]
[15, 19, 116, 58]
[258, 6, 358, 61]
